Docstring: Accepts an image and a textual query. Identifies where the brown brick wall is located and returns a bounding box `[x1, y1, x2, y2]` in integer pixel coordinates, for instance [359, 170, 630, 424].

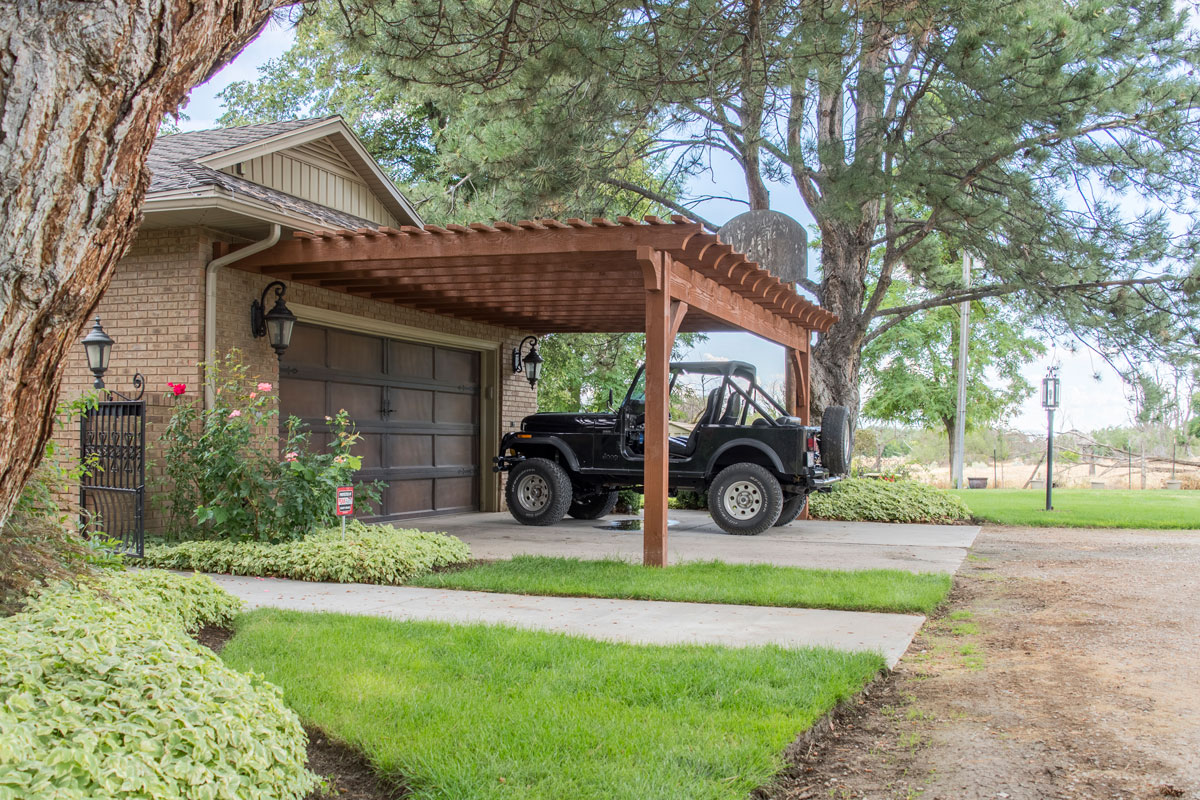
[54, 226, 538, 529]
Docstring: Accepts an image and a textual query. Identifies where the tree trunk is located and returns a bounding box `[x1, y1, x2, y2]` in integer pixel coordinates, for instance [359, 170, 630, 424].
[0, 0, 280, 531]
[944, 417, 957, 481]
[809, 223, 872, 424]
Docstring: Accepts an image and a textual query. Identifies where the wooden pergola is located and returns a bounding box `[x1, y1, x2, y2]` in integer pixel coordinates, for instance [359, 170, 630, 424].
[231, 215, 836, 566]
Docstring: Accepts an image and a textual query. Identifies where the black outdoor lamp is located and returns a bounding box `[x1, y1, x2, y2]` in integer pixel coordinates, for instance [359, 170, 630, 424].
[250, 280, 297, 360]
[1041, 366, 1061, 511]
[513, 336, 544, 389]
[81, 317, 114, 390]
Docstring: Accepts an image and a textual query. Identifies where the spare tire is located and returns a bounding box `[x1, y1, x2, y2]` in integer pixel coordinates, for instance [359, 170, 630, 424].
[820, 406, 851, 476]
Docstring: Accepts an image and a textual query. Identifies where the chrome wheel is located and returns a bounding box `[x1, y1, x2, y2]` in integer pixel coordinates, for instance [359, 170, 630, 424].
[515, 473, 550, 512]
[722, 480, 763, 520]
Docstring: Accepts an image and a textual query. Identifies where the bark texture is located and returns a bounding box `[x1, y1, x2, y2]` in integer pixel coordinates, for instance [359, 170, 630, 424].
[0, 0, 281, 530]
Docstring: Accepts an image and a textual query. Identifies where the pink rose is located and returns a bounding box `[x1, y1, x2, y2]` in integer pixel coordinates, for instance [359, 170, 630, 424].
[285, 451, 299, 462]
[228, 409, 241, 419]
[257, 382, 273, 392]
[334, 455, 348, 464]
[248, 392, 257, 399]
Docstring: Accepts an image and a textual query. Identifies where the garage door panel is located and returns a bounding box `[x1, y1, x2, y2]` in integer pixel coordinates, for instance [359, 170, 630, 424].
[387, 480, 433, 516]
[355, 433, 384, 470]
[389, 388, 434, 422]
[328, 330, 383, 375]
[435, 477, 477, 511]
[386, 435, 434, 468]
[280, 378, 327, 420]
[436, 348, 479, 385]
[435, 435, 476, 467]
[390, 341, 435, 379]
[286, 326, 326, 368]
[435, 392, 477, 424]
[329, 381, 380, 422]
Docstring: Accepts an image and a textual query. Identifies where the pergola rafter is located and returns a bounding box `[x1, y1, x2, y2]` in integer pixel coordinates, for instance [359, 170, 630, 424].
[224, 216, 837, 566]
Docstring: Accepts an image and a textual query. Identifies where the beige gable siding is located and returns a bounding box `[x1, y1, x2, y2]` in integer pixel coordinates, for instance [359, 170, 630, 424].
[220, 137, 399, 227]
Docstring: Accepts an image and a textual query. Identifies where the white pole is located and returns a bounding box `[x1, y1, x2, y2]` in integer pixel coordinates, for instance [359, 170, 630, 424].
[952, 252, 972, 490]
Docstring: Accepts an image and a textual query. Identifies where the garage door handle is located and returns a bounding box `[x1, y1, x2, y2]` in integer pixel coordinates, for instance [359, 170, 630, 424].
[380, 405, 394, 418]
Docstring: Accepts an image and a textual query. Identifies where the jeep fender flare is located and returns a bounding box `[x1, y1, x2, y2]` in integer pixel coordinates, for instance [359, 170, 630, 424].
[509, 437, 581, 472]
[705, 439, 786, 477]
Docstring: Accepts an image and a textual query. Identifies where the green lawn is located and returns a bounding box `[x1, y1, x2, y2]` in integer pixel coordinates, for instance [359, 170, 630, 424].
[224, 610, 883, 800]
[951, 488, 1200, 529]
[411, 556, 951, 614]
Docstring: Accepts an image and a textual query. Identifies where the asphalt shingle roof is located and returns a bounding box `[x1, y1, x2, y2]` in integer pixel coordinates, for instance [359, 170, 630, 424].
[148, 117, 382, 230]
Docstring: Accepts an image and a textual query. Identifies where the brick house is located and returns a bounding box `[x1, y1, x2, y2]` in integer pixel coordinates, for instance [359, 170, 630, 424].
[60, 117, 537, 528]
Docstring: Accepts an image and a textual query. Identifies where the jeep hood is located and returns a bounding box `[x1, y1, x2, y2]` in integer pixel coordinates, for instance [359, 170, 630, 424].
[521, 412, 617, 433]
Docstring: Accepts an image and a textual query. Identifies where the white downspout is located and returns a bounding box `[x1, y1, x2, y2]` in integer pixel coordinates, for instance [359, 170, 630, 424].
[204, 224, 282, 407]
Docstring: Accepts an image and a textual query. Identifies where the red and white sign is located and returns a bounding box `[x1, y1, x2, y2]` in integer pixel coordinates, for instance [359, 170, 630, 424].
[335, 486, 354, 516]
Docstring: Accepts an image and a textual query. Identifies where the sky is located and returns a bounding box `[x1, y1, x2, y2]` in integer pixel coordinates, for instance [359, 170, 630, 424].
[177, 20, 1144, 434]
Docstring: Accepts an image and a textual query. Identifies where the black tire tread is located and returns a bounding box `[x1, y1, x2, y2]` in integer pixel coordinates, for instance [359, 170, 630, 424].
[506, 458, 573, 526]
[568, 490, 620, 520]
[820, 406, 852, 476]
[707, 462, 784, 536]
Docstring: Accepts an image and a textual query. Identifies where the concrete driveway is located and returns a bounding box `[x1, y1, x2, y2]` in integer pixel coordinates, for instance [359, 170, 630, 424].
[420, 509, 979, 574]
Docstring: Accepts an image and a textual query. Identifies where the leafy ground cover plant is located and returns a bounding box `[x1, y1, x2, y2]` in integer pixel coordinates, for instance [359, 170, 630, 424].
[159, 351, 380, 542]
[223, 610, 884, 800]
[808, 478, 971, 524]
[0, 570, 317, 800]
[412, 555, 951, 614]
[142, 521, 471, 584]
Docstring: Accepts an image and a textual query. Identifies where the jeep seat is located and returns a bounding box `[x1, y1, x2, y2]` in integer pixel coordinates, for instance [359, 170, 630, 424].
[669, 388, 722, 456]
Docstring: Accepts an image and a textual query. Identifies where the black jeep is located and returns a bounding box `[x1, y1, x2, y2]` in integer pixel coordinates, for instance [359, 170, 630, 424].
[493, 361, 850, 535]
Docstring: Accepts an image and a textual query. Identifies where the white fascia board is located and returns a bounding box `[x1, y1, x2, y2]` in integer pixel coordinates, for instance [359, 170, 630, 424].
[142, 188, 327, 233]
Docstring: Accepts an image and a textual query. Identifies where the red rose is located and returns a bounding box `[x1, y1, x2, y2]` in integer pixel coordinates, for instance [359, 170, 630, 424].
[167, 382, 186, 396]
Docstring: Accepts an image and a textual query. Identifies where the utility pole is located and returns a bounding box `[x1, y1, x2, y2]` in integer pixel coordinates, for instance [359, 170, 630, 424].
[952, 252, 972, 490]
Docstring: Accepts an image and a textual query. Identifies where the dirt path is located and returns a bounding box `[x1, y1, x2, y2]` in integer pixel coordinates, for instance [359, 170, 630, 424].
[766, 525, 1200, 800]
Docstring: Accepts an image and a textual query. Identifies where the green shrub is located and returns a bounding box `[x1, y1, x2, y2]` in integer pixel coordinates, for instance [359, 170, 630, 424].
[615, 489, 643, 514]
[0, 571, 317, 800]
[670, 490, 708, 510]
[159, 351, 381, 543]
[143, 521, 471, 584]
[808, 478, 970, 524]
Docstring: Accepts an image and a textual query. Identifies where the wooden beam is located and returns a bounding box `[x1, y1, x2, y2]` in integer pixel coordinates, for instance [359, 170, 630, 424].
[643, 253, 672, 568]
[669, 300, 689, 339]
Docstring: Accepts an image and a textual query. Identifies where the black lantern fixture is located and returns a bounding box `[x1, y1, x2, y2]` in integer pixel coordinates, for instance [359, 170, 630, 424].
[1041, 366, 1061, 511]
[512, 336, 544, 389]
[81, 317, 114, 390]
[79, 317, 145, 400]
[250, 281, 297, 360]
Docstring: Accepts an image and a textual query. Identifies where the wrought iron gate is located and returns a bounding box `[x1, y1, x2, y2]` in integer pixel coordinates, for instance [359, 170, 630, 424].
[80, 399, 146, 557]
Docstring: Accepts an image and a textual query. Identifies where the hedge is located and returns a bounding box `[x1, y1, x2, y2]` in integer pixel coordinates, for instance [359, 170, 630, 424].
[142, 521, 471, 584]
[0, 571, 317, 800]
[808, 478, 971, 524]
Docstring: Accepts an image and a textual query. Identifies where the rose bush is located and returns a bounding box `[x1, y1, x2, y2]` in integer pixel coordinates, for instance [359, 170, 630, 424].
[159, 351, 381, 543]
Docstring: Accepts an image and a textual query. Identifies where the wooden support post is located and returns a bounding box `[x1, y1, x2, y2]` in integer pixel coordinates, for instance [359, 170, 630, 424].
[641, 250, 671, 567]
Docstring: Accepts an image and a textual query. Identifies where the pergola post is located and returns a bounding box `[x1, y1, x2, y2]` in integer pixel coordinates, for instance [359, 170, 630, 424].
[784, 346, 811, 425]
[640, 248, 671, 567]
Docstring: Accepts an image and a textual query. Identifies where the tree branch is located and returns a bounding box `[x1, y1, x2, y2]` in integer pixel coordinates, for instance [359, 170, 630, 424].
[600, 177, 718, 229]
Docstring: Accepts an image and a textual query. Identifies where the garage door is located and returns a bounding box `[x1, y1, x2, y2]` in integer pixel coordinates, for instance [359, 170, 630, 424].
[279, 323, 481, 520]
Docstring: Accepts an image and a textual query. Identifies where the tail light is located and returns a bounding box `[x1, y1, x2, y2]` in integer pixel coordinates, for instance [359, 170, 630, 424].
[806, 435, 817, 451]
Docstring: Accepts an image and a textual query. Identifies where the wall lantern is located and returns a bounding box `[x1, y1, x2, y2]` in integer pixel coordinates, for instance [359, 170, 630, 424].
[512, 336, 544, 389]
[1041, 367, 1061, 410]
[250, 280, 297, 360]
[81, 317, 114, 390]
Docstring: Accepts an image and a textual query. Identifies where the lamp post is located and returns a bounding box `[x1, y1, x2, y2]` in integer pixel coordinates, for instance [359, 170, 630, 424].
[80, 317, 114, 390]
[1041, 366, 1061, 511]
[512, 336, 544, 390]
[250, 280, 297, 360]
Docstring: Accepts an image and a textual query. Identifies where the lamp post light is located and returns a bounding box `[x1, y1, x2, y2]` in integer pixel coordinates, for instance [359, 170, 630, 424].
[1041, 366, 1061, 511]
[512, 336, 544, 390]
[250, 281, 297, 360]
[81, 317, 114, 390]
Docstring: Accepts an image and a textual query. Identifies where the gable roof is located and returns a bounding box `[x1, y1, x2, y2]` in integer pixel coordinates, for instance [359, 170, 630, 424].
[147, 117, 422, 230]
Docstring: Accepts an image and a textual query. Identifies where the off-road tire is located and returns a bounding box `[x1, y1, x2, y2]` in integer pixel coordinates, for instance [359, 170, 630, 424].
[774, 493, 808, 527]
[708, 462, 784, 535]
[820, 406, 852, 476]
[506, 458, 573, 525]
[568, 490, 620, 520]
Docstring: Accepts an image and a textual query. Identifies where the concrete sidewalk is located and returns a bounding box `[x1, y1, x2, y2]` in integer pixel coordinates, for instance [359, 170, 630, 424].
[422, 510, 980, 574]
[209, 573, 925, 668]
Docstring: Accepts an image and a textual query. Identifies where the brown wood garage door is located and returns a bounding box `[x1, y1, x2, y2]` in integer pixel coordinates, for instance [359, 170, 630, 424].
[279, 323, 481, 520]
